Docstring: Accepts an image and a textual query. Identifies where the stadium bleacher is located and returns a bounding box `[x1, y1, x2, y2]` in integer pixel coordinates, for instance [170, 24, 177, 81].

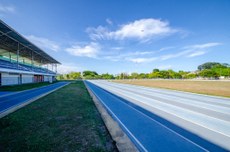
[0, 58, 55, 74]
[0, 20, 59, 86]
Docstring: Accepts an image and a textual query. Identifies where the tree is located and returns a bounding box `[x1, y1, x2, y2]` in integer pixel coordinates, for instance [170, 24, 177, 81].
[153, 69, 160, 72]
[131, 72, 139, 79]
[168, 70, 182, 79]
[137, 73, 147, 79]
[159, 70, 171, 79]
[83, 71, 98, 79]
[69, 72, 81, 79]
[178, 70, 189, 79]
[198, 62, 222, 71]
[56, 74, 64, 80]
[101, 73, 114, 79]
[183, 73, 197, 79]
[199, 69, 219, 78]
[149, 71, 161, 78]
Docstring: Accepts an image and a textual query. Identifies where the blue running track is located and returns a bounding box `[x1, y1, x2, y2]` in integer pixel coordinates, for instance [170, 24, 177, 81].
[0, 82, 69, 114]
[85, 81, 228, 152]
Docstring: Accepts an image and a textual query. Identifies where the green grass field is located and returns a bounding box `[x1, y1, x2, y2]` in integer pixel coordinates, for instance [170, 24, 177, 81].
[0, 81, 117, 151]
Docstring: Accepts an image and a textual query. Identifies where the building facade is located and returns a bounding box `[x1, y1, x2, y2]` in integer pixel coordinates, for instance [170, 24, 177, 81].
[0, 20, 60, 86]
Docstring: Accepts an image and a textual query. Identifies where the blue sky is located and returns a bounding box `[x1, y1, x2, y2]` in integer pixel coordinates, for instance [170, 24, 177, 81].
[0, 0, 230, 74]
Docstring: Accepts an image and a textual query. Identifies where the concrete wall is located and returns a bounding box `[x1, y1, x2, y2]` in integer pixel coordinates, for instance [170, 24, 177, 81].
[44, 76, 49, 82]
[21, 74, 33, 84]
[0, 72, 55, 86]
[44, 75, 53, 83]
[1, 73, 19, 86]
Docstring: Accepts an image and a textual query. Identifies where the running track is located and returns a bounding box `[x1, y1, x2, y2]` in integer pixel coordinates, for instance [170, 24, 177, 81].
[85, 80, 230, 152]
[0, 82, 69, 115]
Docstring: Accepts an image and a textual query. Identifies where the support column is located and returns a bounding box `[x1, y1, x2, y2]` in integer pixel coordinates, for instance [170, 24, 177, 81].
[17, 43, 20, 69]
[31, 51, 34, 70]
[9, 52, 11, 62]
[55, 64, 57, 73]
[40, 59, 43, 67]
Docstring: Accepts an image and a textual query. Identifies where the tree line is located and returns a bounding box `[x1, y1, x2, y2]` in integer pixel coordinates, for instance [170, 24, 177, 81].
[56, 62, 230, 80]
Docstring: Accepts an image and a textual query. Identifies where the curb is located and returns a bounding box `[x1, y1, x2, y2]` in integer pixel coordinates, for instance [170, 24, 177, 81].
[84, 81, 139, 152]
[0, 82, 70, 119]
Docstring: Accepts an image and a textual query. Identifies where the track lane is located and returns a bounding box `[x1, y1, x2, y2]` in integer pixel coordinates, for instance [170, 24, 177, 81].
[85, 81, 210, 152]
[86, 80, 229, 151]
[0, 82, 69, 113]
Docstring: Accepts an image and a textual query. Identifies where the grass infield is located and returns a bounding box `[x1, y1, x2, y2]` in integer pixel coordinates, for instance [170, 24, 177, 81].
[114, 79, 230, 98]
[0, 81, 117, 151]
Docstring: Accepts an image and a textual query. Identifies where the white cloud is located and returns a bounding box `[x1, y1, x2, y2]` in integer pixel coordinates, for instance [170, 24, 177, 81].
[102, 46, 173, 62]
[106, 18, 113, 25]
[26, 35, 60, 52]
[65, 42, 100, 58]
[87, 18, 178, 41]
[0, 4, 15, 13]
[161, 50, 192, 60]
[86, 26, 110, 40]
[127, 57, 157, 63]
[161, 42, 221, 60]
[111, 47, 123, 50]
[185, 42, 221, 49]
[187, 51, 206, 57]
[113, 18, 176, 40]
[57, 64, 83, 74]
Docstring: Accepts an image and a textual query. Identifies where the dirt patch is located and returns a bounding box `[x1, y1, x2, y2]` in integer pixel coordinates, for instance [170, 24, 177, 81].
[114, 80, 230, 98]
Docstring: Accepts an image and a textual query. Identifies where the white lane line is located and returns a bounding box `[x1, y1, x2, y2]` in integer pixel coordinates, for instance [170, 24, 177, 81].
[91, 81, 230, 137]
[102, 82, 230, 114]
[87, 81, 208, 152]
[86, 83, 148, 152]
[108, 81, 230, 105]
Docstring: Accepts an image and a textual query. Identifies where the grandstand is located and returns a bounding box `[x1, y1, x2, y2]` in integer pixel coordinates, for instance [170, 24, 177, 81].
[0, 20, 60, 86]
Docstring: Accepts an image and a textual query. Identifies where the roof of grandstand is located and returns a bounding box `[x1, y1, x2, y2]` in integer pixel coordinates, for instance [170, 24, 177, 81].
[0, 20, 60, 64]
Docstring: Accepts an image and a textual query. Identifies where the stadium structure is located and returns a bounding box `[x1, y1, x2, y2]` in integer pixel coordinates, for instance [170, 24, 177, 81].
[0, 20, 60, 86]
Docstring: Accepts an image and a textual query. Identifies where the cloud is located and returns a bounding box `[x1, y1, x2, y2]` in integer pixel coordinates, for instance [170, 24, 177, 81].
[87, 18, 178, 41]
[111, 47, 123, 50]
[113, 19, 176, 40]
[161, 50, 192, 60]
[0, 4, 15, 13]
[106, 18, 113, 25]
[126, 57, 157, 63]
[187, 51, 206, 58]
[161, 42, 221, 60]
[65, 42, 100, 58]
[184, 42, 221, 49]
[57, 64, 83, 74]
[26, 35, 60, 52]
[102, 46, 173, 62]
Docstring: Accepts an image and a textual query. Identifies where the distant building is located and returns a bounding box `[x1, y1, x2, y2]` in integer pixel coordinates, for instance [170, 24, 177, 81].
[0, 20, 60, 86]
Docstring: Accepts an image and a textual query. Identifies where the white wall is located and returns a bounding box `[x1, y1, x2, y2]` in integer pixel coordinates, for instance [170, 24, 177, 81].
[1, 73, 19, 85]
[21, 74, 33, 84]
[48, 76, 53, 83]
[44, 76, 53, 83]
[44, 76, 49, 82]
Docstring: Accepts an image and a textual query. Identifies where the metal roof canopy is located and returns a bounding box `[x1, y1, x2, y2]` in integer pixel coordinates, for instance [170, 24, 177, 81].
[0, 20, 60, 64]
